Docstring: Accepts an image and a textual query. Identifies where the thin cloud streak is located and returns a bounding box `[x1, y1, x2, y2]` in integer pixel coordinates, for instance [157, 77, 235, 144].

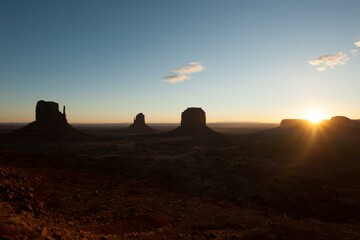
[173, 62, 205, 74]
[351, 49, 358, 56]
[163, 61, 205, 84]
[308, 52, 348, 72]
[163, 74, 190, 84]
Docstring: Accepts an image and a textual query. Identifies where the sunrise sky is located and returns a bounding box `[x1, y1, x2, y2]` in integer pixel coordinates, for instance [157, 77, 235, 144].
[1, 0, 360, 123]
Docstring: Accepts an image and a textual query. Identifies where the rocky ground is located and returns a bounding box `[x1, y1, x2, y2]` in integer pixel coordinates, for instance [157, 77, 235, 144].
[0, 134, 359, 239]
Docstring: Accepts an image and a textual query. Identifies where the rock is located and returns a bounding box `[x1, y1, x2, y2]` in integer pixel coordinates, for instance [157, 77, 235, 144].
[133, 113, 145, 125]
[120, 113, 156, 134]
[181, 108, 206, 126]
[166, 107, 219, 137]
[329, 116, 360, 129]
[41, 227, 48, 237]
[7, 100, 87, 141]
[36, 100, 66, 123]
[330, 116, 351, 123]
[280, 119, 310, 128]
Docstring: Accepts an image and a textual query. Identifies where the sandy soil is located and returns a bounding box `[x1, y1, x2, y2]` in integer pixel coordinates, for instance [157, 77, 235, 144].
[0, 126, 359, 239]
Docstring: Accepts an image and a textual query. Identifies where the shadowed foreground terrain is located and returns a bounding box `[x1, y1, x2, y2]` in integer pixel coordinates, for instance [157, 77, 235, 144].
[0, 122, 360, 239]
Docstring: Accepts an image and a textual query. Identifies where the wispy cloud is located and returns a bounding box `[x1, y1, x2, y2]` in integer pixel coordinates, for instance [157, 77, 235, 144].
[163, 74, 190, 84]
[354, 40, 360, 47]
[308, 52, 348, 72]
[163, 61, 205, 84]
[351, 49, 358, 56]
[173, 62, 205, 74]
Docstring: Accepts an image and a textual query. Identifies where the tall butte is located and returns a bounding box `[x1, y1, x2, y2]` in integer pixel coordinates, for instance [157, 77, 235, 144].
[120, 113, 156, 133]
[9, 100, 86, 141]
[167, 107, 218, 137]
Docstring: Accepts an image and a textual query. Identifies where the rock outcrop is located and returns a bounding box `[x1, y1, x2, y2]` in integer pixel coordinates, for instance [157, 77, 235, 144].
[329, 116, 360, 129]
[36, 100, 67, 123]
[330, 116, 351, 124]
[181, 108, 206, 126]
[133, 113, 145, 126]
[280, 119, 311, 128]
[274, 116, 360, 141]
[167, 107, 218, 137]
[8, 100, 86, 141]
[280, 116, 360, 129]
[120, 113, 156, 134]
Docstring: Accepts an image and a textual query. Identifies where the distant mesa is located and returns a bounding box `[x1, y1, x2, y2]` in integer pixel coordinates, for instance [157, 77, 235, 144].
[8, 100, 87, 141]
[120, 113, 156, 133]
[280, 116, 360, 129]
[280, 119, 311, 128]
[330, 116, 351, 124]
[167, 107, 219, 137]
[249, 115, 360, 143]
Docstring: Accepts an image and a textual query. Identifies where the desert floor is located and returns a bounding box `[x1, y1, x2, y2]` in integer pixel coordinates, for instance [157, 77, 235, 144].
[0, 124, 359, 239]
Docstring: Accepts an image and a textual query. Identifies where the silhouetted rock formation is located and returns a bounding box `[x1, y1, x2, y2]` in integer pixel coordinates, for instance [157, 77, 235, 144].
[331, 116, 351, 123]
[36, 100, 67, 123]
[167, 108, 219, 137]
[329, 116, 360, 130]
[120, 113, 156, 134]
[280, 119, 310, 128]
[133, 113, 145, 125]
[247, 116, 360, 148]
[280, 116, 360, 130]
[181, 108, 206, 126]
[8, 100, 86, 141]
[259, 116, 360, 142]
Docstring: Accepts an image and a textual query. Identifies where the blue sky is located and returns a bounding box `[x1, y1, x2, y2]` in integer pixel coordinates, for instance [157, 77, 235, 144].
[1, 0, 360, 123]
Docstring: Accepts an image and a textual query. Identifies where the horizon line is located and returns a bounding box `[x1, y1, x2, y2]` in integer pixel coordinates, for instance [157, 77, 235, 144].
[0, 121, 281, 125]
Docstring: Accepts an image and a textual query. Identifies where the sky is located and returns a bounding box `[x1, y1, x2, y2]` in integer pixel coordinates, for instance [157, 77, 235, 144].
[1, 0, 360, 123]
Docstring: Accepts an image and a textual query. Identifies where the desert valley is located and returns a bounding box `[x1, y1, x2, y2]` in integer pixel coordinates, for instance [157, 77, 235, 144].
[0, 101, 359, 239]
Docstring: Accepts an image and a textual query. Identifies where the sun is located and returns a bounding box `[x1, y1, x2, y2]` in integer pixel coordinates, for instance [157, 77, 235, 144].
[305, 109, 324, 124]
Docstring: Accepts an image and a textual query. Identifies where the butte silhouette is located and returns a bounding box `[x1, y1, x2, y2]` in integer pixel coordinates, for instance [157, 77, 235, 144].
[166, 107, 219, 137]
[251, 115, 360, 141]
[280, 116, 360, 129]
[9, 100, 86, 141]
[120, 113, 156, 133]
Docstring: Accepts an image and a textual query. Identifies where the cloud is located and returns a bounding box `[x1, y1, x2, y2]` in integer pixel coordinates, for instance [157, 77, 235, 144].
[163, 61, 205, 83]
[308, 52, 348, 72]
[173, 62, 206, 74]
[351, 49, 358, 56]
[163, 74, 190, 84]
[354, 40, 360, 47]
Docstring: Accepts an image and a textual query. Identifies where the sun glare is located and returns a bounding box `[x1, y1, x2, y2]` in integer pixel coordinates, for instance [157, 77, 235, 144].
[305, 109, 324, 124]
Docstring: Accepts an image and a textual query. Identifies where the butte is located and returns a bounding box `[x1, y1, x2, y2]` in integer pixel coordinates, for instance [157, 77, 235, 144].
[8, 100, 87, 141]
[166, 107, 219, 137]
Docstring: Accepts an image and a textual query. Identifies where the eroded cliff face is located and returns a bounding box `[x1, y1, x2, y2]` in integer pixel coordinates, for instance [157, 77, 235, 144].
[181, 108, 206, 126]
[36, 100, 67, 123]
[167, 107, 218, 137]
[123, 113, 155, 133]
[8, 100, 86, 141]
[133, 113, 145, 126]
